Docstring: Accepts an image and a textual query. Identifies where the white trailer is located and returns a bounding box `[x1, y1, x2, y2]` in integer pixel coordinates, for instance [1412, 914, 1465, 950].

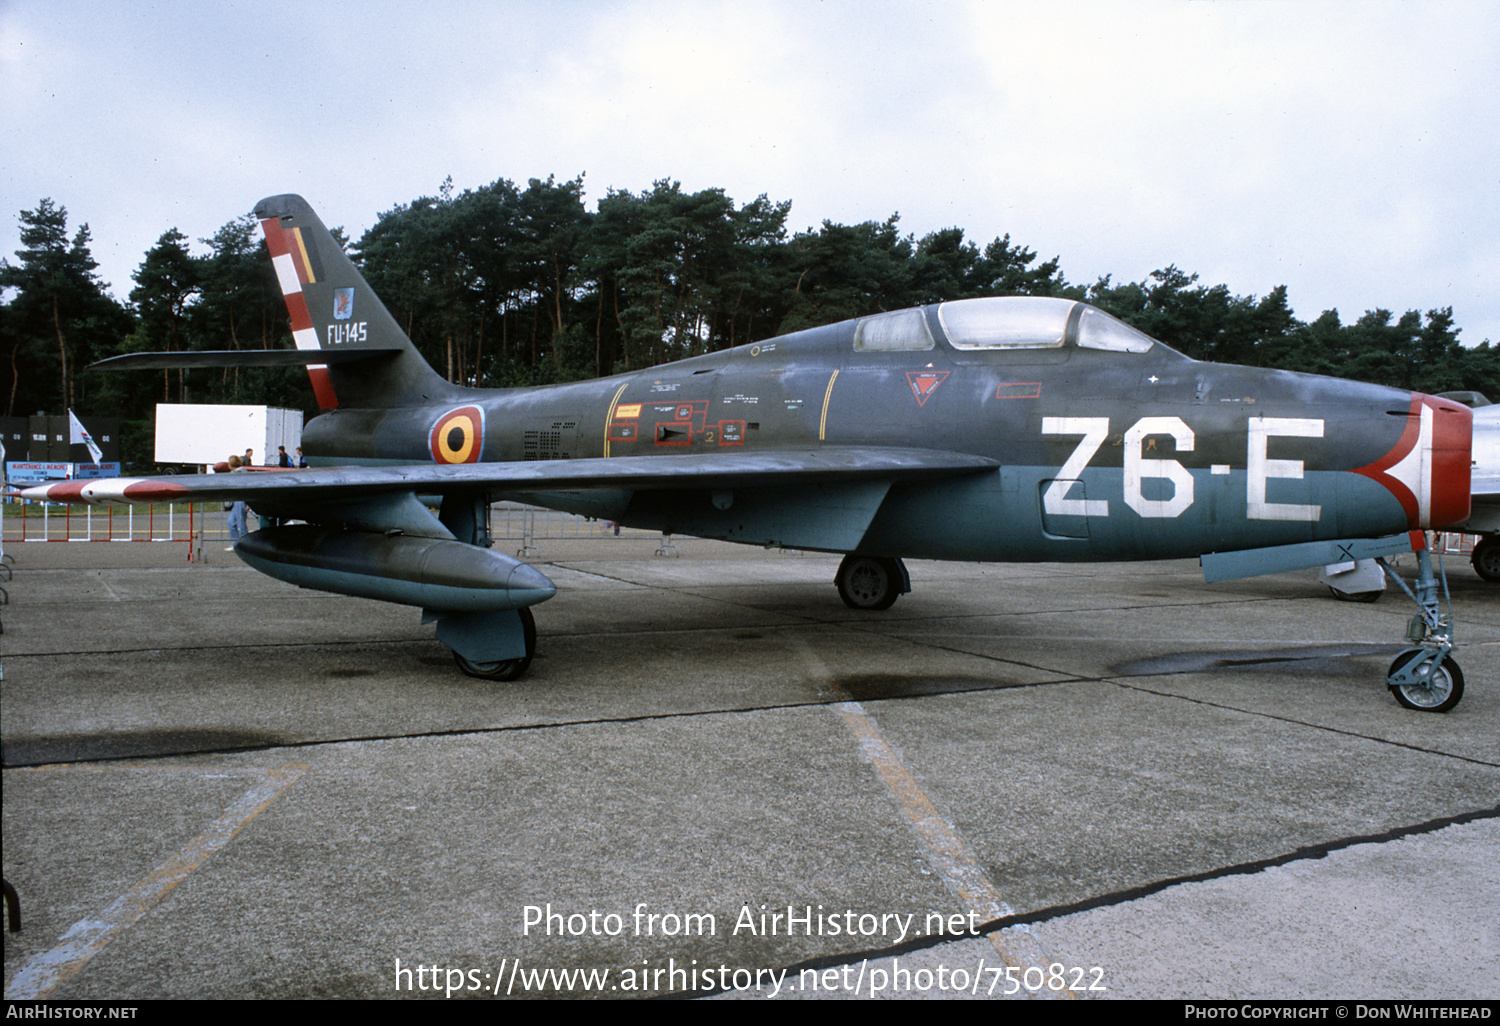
[154, 404, 304, 466]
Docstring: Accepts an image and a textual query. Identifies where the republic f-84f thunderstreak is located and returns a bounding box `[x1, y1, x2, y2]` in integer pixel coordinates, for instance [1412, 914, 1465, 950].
[19, 194, 1479, 710]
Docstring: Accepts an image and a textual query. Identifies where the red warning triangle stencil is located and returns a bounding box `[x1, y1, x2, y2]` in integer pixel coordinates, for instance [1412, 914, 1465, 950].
[907, 370, 950, 407]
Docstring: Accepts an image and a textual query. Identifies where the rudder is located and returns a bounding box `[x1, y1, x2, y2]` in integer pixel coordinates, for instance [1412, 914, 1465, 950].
[254, 193, 456, 410]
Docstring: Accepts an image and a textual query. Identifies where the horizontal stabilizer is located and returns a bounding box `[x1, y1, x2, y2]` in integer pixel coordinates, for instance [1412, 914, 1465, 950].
[90, 349, 404, 371]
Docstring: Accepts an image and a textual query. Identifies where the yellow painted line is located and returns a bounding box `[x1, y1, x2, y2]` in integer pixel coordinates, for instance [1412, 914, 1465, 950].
[4, 764, 307, 1000]
[832, 701, 1074, 999]
[292, 227, 316, 283]
[819, 369, 839, 441]
[603, 381, 630, 457]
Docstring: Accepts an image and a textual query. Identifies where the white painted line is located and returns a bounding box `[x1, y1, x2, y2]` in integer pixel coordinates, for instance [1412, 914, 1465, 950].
[4, 764, 307, 1000]
[831, 701, 1070, 998]
[791, 636, 1075, 998]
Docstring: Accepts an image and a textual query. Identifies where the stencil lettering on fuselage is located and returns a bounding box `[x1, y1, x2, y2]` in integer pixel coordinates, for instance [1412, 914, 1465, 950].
[1042, 415, 1324, 521]
[1041, 417, 1109, 517]
[1123, 416, 1194, 518]
[1246, 416, 1323, 522]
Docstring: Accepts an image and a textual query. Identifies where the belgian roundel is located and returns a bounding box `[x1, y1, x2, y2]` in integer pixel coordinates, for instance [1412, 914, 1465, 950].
[429, 406, 485, 464]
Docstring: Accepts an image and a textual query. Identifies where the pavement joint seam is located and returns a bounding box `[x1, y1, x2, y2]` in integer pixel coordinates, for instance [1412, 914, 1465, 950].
[1107, 679, 1500, 769]
[961, 803, 1500, 934]
[684, 804, 1500, 998]
[817, 622, 1500, 769]
[1, 686, 1066, 767]
[10, 666, 1491, 769]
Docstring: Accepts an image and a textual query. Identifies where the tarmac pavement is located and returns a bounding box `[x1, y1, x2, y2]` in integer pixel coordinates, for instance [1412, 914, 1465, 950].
[1, 533, 1496, 1000]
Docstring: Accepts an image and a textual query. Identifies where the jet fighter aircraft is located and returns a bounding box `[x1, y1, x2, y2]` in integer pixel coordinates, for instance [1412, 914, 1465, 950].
[16, 194, 1477, 711]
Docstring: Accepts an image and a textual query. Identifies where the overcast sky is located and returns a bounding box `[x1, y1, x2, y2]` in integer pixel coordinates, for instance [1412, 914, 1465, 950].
[3, 0, 1497, 348]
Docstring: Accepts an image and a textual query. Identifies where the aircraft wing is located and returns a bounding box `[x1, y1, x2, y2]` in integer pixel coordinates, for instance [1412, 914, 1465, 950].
[13, 446, 998, 506]
[90, 349, 405, 371]
[14, 446, 998, 552]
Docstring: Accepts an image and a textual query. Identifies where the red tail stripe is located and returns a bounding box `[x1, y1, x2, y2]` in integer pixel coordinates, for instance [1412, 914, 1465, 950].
[285, 290, 314, 334]
[259, 214, 339, 410]
[307, 368, 338, 409]
[260, 217, 290, 258]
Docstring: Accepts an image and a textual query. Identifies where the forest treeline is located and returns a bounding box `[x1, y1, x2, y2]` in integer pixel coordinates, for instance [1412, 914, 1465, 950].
[4, 175, 1498, 463]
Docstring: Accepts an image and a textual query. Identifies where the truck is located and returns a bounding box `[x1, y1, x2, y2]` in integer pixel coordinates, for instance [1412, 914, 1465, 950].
[154, 404, 304, 467]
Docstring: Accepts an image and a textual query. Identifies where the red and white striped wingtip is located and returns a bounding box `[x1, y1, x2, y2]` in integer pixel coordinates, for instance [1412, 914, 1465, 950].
[12, 478, 191, 505]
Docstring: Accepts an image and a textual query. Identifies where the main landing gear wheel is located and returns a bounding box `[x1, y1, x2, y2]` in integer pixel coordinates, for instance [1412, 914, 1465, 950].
[836, 555, 905, 610]
[453, 607, 536, 681]
[1471, 536, 1500, 582]
[1327, 585, 1382, 603]
[1387, 649, 1464, 713]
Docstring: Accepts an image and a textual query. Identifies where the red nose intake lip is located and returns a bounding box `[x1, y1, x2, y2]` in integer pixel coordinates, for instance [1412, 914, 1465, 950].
[1354, 394, 1471, 529]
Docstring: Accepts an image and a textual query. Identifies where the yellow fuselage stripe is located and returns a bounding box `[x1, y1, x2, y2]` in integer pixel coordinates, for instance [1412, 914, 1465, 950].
[603, 382, 630, 457]
[820, 369, 839, 441]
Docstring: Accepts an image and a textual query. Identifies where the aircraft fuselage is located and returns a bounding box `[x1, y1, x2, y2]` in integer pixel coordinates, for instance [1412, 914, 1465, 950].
[301, 299, 1470, 565]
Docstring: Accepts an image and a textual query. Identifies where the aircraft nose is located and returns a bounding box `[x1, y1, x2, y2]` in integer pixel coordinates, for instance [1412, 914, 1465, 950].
[506, 561, 558, 606]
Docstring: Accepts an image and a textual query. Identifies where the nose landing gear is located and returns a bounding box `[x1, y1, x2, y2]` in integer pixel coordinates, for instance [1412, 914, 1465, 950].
[1380, 539, 1464, 712]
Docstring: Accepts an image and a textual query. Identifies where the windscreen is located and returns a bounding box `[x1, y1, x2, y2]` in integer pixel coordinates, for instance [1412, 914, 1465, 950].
[854, 308, 935, 351]
[1075, 306, 1156, 353]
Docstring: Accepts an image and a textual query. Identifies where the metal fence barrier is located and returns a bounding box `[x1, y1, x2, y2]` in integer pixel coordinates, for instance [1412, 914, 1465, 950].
[3, 501, 199, 545]
[1, 498, 675, 560]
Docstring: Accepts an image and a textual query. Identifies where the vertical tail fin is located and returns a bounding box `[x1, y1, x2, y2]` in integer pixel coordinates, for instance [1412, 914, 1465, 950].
[254, 193, 456, 409]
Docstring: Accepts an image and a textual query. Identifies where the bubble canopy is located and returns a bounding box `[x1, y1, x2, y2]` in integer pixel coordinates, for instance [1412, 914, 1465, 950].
[937, 296, 1157, 353]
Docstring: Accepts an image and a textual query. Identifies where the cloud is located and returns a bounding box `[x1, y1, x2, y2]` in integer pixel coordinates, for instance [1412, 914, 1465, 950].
[2, 0, 1496, 344]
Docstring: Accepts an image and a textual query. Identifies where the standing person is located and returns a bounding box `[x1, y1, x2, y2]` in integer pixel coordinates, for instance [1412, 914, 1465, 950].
[295, 447, 308, 468]
[277, 445, 291, 467]
[224, 455, 248, 549]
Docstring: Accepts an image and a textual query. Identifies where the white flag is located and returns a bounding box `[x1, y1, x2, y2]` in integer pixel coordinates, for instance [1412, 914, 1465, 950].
[68, 409, 103, 464]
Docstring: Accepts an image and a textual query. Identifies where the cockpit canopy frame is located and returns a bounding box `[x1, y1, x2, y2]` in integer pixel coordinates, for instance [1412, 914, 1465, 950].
[853, 297, 1159, 355]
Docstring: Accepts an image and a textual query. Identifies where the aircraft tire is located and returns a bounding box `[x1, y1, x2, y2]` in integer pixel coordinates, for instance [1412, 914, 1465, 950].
[1470, 536, 1500, 582]
[836, 555, 902, 611]
[1327, 585, 1382, 603]
[453, 607, 536, 682]
[1387, 649, 1464, 713]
